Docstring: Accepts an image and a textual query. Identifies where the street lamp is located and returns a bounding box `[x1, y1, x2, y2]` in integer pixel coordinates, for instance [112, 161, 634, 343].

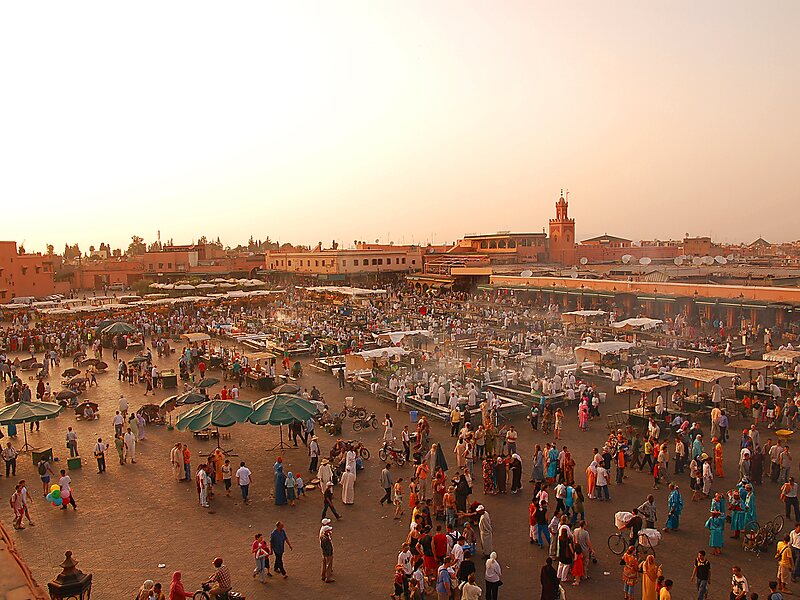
[48, 551, 92, 600]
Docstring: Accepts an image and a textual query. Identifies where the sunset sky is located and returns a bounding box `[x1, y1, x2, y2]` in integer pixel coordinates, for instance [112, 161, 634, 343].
[1, 1, 798, 253]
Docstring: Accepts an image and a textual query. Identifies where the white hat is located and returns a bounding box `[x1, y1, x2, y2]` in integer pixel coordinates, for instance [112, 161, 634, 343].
[322, 525, 333, 533]
[476, 505, 485, 511]
[321, 518, 331, 525]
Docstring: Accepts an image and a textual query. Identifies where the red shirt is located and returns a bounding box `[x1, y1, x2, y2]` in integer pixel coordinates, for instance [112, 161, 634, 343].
[432, 533, 448, 558]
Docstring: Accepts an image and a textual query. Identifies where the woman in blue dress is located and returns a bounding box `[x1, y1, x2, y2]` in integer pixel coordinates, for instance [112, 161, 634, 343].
[742, 483, 757, 525]
[274, 461, 287, 505]
[705, 510, 725, 554]
[665, 483, 684, 531]
[730, 490, 746, 538]
[546, 444, 559, 482]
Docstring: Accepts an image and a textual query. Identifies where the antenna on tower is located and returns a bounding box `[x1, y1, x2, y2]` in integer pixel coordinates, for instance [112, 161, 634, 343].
[157, 230, 161, 244]
[565, 189, 569, 201]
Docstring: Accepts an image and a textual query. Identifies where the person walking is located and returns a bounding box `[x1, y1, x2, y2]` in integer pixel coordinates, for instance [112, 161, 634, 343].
[309, 435, 321, 473]
[691, 549, 711, 600]
[269, 521, 292, 578]
[124, 427, 137, 463]
[58, 469, 77, 510]
[93, 438, 108, 473]
[776, 534, 794, 595]
[37, 455, 55, 496]
[320, 524, 335, 583]
[182, 445, 191, 481]
[236, 461, 252, 504]
[484, 552, 502, 600]
[379, 463, 393, 506]
[170, 443, 183, 481]
[2, 441, 18, 477]
[251, 533, 272, 583]
[730, 565, 749, 600]
[322, 482, 342, 520]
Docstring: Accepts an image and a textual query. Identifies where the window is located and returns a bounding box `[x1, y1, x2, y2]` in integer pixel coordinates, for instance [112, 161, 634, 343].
[498, 240, 506, 249]
[412, 260, 416, 265]
[378, 258, 383, 265]
[342, 260, 346, 267]
[480, 241, 488, 249]
[148, 264, 154, 270]
[508, 240, 516, 249]
[402, 258, 406, 264]
[353, 259, 358, 266]
[315, 260, 319, 267]
[489, 241, 497, 249]
[167, 263, 172, 268]
[372, 259, 378, 265]
[387, 258, 392, 265]
[158, 263, 164, 269]
[35, 266, 41, 274]
[288, 260, 292, 266]
[177, 264, 185, 272]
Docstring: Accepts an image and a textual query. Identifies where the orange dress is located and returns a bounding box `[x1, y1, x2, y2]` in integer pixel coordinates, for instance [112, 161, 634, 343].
[714, 442, 724, 478]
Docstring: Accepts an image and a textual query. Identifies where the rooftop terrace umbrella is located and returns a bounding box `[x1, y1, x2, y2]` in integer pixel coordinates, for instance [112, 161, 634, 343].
[0, 400, 63, 451]
[102, 322, 136, 336]
[248, 393, 318, 450]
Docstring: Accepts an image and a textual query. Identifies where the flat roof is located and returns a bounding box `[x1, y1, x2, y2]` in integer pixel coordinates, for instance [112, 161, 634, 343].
[463, 232, 547, 239]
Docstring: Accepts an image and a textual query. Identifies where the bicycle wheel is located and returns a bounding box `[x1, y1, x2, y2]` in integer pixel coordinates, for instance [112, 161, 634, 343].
[192, 592, 210, 600]
[638, 536, 655, 559]
[607, 533, 627, 556]
[378, 449, 388, 461]
[359, 447, 370, 460]
[743, 520, 760, 536]
[771, 515, 785, 535]
[371, 417, 378, 429]
[355, 408, 367, 419]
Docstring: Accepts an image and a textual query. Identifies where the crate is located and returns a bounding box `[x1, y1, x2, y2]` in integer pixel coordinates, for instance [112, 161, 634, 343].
[32, 448, 53, 466]
[67, 457, 82, 470]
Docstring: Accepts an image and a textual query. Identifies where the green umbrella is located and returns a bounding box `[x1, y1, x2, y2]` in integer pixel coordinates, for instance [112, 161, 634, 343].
[102, 322, 136, 335]
[0, 400, 63, 452]
[247, 394, 318, 425]
[197, 377, 220, 389]
[175, 399, 253, 433]
[176, 390, 207, 405]
[248, 394, 318, 450]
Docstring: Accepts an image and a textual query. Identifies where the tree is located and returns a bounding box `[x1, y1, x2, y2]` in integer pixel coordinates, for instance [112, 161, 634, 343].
[128, 235, 146, 256]
[46, 244, 54, 255]
[112, 248, 122, 258]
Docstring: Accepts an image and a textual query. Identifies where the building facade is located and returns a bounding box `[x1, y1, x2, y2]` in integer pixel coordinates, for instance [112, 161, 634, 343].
[0, 241, 65, 301]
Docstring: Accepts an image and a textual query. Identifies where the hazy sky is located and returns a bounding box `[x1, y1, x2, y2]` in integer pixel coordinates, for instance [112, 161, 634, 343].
[2, 1, 798, 253]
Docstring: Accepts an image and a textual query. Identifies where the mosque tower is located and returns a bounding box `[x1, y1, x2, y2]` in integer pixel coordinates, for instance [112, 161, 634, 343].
[548, 190, 577, 265]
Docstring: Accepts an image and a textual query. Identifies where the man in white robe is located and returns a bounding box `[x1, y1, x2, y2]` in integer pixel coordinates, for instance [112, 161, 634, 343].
[478, 505, 493, 557]
[341, 466, 355, 505]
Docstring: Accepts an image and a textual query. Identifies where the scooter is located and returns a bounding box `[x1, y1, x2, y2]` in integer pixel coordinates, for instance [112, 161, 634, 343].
[378, 440, 406, 466]
[352, 412, 378, 432]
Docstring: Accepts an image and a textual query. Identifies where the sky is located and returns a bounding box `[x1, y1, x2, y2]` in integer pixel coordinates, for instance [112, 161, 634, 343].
[1, 1, 798, 254]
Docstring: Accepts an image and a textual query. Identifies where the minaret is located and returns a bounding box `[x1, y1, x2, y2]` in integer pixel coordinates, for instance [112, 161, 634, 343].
[548, 190, 576, 265]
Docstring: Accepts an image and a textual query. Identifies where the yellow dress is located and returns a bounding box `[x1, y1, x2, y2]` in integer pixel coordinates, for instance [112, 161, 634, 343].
[640, 560, 661, 600]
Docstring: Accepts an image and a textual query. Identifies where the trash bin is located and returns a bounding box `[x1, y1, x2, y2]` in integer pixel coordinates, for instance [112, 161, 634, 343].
[410, 410, 419, 423]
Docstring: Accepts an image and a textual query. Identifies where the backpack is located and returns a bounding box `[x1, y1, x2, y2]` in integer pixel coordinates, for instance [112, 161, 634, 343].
[38, 461, 47, 476]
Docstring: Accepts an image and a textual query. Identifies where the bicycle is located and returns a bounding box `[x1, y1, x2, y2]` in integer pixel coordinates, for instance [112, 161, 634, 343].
[608, 531, 655, 559]
[742, 515, 784, 556]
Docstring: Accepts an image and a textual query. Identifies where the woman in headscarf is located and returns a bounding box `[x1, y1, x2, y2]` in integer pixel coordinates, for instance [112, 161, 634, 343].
[586, 461, 597, 499]
[704, 509, 725, 554]
[532, 445, 544, 483]
[168, 571, 193, 600]
[482, 454, 496, 495]
[546, 444, 559, 483]
[493, 457, 507, 494]
[285, 471, 297, 506]
[621, 546, 638, 600]
[664, 483, 684, 531]
[340, 466, 355, 505]
[509, 454, 523, 494]
[562, 451, 575, 484]
[540, 557, 559, 600]
[274, 461, 288, 505]
[713, 438, 724, 478]
[137, 580, 155, 600]
[484, 552, 502, 600]
[639, 554, 661, 600]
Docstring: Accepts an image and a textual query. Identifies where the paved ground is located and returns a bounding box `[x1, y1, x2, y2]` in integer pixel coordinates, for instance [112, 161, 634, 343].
[0, 344, 790, 599]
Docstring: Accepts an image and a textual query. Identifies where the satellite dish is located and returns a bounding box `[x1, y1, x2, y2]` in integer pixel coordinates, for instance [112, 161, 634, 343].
[673, 256, 684, 266]
[570, 271, 579, 279]
[702, 255, 715, 265]
[714, 255, 726, 264]
[639, 257, 652, 265]
[520, 270, 533, 277]
[692, 256, 703, 266]
[621, 254, 633, 264]
[571, 265, 579, 271]
[719, 257, 728, 265]
[580, 257, 588, 265]
[726, 254, 734, 261]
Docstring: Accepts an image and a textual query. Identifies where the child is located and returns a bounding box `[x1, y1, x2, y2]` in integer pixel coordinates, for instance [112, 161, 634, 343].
[295, 473, 305, 496]
[653, 461, 661, 490]
[391, 564, 405, 600]
[286, 472, 297, 506]
[571, 545, 584, 586]
[393, 478, 405, 520]
[222, 459, 232, 497]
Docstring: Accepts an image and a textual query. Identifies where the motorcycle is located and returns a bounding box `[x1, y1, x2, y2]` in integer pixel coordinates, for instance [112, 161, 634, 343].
[329, 439, 371, 461]
[342, 403, 367, 419]
[193, 582, 243, 600]
[378, 440, 406, 466]
[352, 412, 378, 432]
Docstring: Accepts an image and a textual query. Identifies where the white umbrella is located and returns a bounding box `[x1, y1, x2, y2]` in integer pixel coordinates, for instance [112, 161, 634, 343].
[174, 284, 196, 291]
[195, 283, 216, 289]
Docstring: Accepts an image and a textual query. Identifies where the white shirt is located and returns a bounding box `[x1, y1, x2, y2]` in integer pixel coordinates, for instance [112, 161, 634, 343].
[236, 466, 252, 486]
[398, 550, 413, 575]
[59, 475, 72, 494]
[113, 414, 124, 426]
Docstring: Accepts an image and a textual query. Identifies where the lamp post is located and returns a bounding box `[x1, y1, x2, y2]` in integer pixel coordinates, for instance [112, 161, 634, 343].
[48, 551, 92, 600]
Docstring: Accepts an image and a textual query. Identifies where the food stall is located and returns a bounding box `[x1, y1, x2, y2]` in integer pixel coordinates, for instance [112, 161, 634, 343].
[667, 367, 734, 415]
[617, 378, 678, 429]
[762, 350, 800, 392]
[729, 359, 778, 401]
[574, 341, 635, 375]
[243, 351, 279, 390]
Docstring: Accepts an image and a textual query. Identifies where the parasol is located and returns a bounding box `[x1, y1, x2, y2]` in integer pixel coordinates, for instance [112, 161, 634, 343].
[175, 390, 207, 405]
[129, 356, 149, 364]
[271, 383, 301, 395]
[197, 377, 220, 389]
[69, 376, 87, 385]
[176, 399, 253, 432]
[248, 394, 318, 450]
[62, 368, 80, 377]
[102, 322, 136, 336]
[0, 400, 63, 451]
[56, 389, 79, 400]
[80, 358, 100, 367]
[94, 361, 108, 371]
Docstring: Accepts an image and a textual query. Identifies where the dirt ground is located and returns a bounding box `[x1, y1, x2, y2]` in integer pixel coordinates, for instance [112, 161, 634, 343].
[0, 343, 789, 599]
